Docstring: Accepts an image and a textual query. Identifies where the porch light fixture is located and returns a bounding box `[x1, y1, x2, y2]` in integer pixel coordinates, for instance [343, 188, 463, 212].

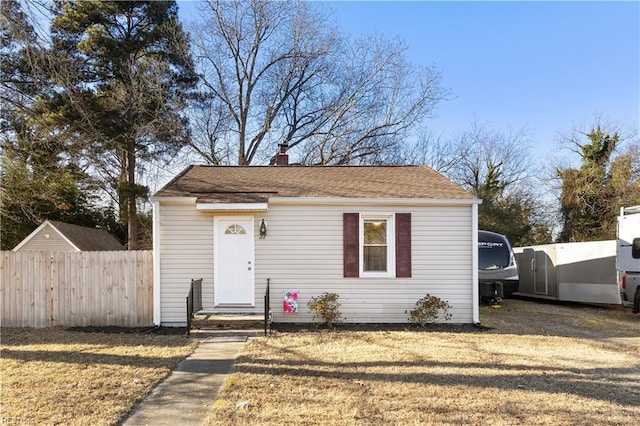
[259, 219, 267, 239]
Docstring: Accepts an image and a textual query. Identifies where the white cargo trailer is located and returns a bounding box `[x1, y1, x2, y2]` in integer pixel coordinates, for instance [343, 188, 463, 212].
[513, 240, 620, 304]
[616, 206, 640, 313]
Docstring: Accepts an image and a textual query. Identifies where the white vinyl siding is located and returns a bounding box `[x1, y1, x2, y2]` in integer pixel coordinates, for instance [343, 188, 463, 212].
[157, 203, 217, 325]
[258, 204, 473, 324]
[157, 200, 474, 325]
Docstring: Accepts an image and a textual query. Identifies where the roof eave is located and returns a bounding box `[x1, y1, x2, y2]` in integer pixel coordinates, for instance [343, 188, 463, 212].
[268, 197, 482, 206]
[152, 195, 481, 207]
[151, 196, 198, 204]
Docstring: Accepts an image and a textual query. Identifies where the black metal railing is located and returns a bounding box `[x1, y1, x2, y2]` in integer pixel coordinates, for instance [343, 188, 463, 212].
[186, 278, 203, 335]
[264, 278, 272, 336]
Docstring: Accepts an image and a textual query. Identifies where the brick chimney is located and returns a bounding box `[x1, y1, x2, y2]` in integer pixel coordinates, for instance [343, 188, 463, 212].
[275, 143, 289, 166]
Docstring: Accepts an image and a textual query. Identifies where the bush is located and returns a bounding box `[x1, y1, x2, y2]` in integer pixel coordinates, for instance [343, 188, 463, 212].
[307, 292, 343, 326]
[406, 294, 452, 327]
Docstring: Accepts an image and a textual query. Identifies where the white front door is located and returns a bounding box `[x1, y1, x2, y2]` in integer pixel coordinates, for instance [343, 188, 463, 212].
[214, 217, 255, 306]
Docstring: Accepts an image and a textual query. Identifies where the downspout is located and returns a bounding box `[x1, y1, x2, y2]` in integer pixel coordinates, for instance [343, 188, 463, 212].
[152, 200, 161, 326]
[471, 202, 480, 324]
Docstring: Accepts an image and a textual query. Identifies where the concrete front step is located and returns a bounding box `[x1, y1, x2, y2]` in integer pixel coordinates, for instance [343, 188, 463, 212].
[191, 313, 265, 330]
[189, 328, 267, 339]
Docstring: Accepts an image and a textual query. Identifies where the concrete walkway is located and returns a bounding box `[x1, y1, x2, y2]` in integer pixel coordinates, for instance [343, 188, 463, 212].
[120, 333, 254, 426]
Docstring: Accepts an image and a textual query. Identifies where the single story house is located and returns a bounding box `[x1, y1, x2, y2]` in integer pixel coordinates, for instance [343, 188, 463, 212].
[12, 220, 125, 252]
[152, 163, 481, 326]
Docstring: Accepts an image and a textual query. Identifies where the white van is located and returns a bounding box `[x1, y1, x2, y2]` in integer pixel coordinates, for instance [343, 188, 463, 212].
[478, 230, 519, 304]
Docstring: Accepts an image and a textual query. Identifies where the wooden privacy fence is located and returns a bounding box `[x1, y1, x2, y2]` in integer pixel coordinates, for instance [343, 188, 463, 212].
[0, 250, 153, 328]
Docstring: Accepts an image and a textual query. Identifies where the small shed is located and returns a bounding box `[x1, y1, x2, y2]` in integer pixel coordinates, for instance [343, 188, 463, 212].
[152, 165, 481, 326]
[12, 220, 125, 252]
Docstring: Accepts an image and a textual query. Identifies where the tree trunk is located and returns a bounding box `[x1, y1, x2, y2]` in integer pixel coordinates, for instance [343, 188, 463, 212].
[126, 140, 138, 250]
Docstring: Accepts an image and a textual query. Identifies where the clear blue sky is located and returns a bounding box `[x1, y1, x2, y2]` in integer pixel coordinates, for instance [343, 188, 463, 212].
[177, 0, 640, 160]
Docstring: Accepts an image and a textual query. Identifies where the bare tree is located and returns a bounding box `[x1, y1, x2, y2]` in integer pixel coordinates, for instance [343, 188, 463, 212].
[188, 0, 331, 165]
[402, 129, 460, 174]
[444, 121, 533, 198]
[404, 120, 549, 245]
[299, 34, 446, 165]
[450, 122, 556, 245]
[188, 0, 447, 165]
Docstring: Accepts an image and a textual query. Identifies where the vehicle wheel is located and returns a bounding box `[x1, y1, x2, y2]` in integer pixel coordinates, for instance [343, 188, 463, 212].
[633, 288, 640, 314]
[493, 282, 503, 305]
[491, 289, 502, 306]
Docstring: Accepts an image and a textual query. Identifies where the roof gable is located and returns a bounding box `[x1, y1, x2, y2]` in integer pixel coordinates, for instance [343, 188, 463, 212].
[13, 220, 125, 251]
[154, 165, 476, 203]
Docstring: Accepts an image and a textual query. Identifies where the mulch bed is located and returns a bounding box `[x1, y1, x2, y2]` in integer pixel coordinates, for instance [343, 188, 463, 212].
[271, 322, 489, 333]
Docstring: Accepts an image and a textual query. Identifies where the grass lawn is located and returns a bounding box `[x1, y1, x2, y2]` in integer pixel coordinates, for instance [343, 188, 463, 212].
[0, 327, 196, 425]
[204, 300, 640, 425]
[1, 300, 638, 425]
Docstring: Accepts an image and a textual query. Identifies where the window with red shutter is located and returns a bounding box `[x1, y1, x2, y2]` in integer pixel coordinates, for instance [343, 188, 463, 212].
[343, 213, 359, 277]
[343, 212, 412, 278]
[395, 213, 412, 278]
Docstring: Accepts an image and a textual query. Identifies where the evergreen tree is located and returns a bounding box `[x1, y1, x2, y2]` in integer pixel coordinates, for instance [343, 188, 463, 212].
[48, 0, 197, 249]
[0, 0, 114, 249]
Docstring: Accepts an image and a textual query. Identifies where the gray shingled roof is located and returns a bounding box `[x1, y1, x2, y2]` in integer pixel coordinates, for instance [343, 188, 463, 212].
[154, 165, 476, 202]
[48, 220, 125, 251]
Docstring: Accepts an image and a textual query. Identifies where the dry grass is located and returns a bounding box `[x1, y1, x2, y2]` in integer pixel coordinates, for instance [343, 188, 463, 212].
[205, 300, 640, 425]
[0, 327, 196, 425]
[1, 301, 638, 425]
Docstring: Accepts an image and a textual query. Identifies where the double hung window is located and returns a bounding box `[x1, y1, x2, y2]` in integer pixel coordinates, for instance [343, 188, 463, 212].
[361, 214, 395, 277]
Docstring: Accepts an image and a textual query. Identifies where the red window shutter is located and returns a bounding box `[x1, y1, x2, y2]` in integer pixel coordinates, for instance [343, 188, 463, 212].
[343, 213, 359, 277]
[395, 213, 412, 278]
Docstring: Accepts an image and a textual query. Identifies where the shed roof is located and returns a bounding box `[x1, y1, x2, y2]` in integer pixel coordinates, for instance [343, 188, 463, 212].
[13, 220, 126, 251]
[48, 221, 125, 251]
[154, 165, 477, 203]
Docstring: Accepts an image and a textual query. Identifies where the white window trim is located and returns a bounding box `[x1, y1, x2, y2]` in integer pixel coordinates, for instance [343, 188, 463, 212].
[359, 213, 395, 278]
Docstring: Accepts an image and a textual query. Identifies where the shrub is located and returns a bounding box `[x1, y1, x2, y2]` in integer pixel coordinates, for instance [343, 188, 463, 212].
[406, 294, 452, 327]
[307, 292, 343, 326]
